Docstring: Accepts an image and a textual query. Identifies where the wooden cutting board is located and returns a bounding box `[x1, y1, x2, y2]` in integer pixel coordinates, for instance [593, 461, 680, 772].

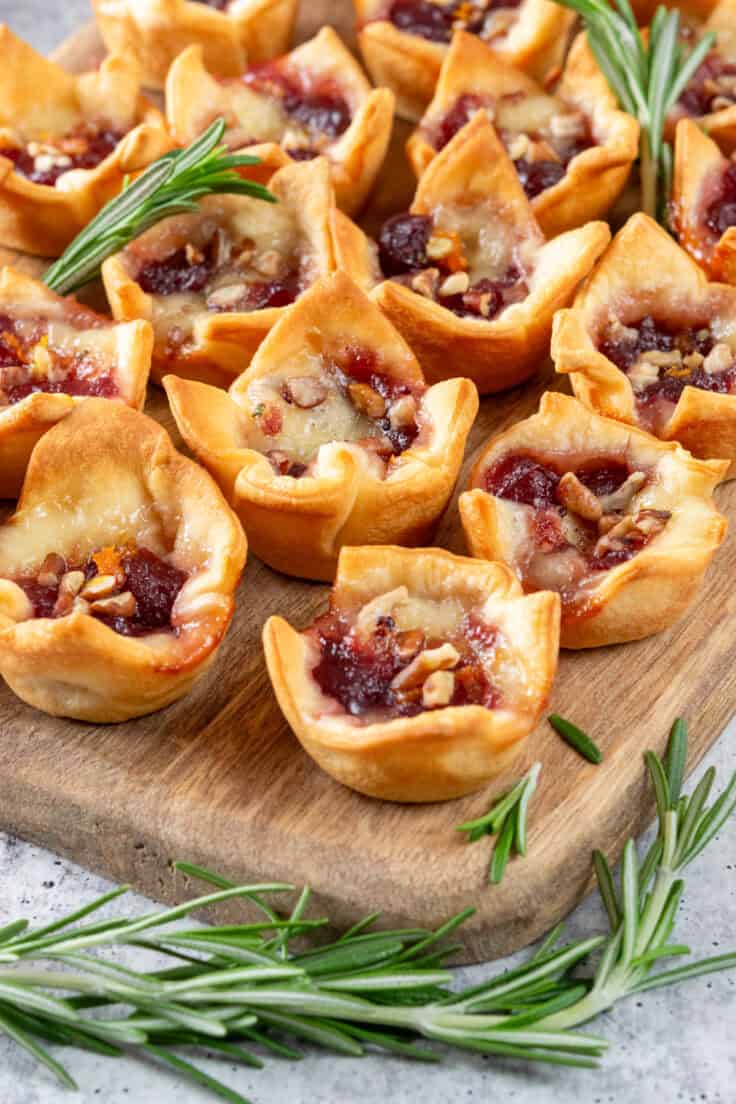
[0, 3, 734, 964]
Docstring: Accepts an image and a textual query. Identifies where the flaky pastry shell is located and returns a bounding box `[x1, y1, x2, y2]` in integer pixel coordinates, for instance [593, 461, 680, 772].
[92, 0, 299, 90]
[102, 157, 341, 387]
[263, 545, 559, 802]
[553, 212, 736, 470]
[407, 31, 639, 238]
[373, 114, 610, 393]
[0, 400, 246, 722]
[355, 0, 575, 122]
[0, 28, 171, 256]
[0, 267, 152, 498]
[672, 118, 736, 284]
[166, 27, 395, 216]
[165, 270, 478, 581]
[460, 392, 727, 649]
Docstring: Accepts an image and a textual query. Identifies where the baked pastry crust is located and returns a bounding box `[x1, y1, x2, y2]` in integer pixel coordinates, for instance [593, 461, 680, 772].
[553, 212, 736, 471]
[164, 270, 478, 580]
[263, 544, 559, 801]
[372, 113, 610, 393]
[102, 157, 344, 387]
[0, 400, 246, 722]
[355, 0, 575, 122]
[672, 118, 736, 284]
[0, 27, 171, 257]
[92, 0, 299, 91]
[406, 31, 639, 238]
[459, 391, 727, 649]
[166, 27, 395, 216]
[0, 266, 152, 498]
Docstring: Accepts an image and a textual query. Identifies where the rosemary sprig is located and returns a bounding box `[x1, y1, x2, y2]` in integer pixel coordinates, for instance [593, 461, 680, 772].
[553, 0, 715, 221]
[549, 714, 603, 764]
[0, 720, 734, 1101]
[456, 763, 541, 882]
[43, 118, 276, 297]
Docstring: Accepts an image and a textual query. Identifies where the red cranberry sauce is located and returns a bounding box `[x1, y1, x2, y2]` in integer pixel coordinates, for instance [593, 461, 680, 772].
[705, 161, 736, 239]
[599, 316, 736, 407]
[432, 94, 487, 150]
[311, 604, 499, 721]
[514, 156, 567, 201]
[242, 61, 351, 155]
[377, 212, 527, 319]
[387, 0, 522, 44]
[333, 346, 423, 456]
[0, 316, 116, 406]
[677, 51, 736, 119]
[135, 233, 302, 312]
[1, 123, 124, 188]
[484, 452, 659, 573]
[14, 547, 187, 637]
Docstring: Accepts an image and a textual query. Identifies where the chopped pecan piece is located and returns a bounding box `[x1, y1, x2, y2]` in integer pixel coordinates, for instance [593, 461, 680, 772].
[81, 573, 120, 601]
[411, 267, 440, 299]
[439, 271, 470, 297]
[598, 471, 647, 513]
[37, 553, 66, 588]
[557, 472, 602, 522]
[422, 669, 455, 708]
[391, 642, 460, 691]
[90, 591, 138, 618]
[206, 283, 247, 310]
[348, 382, 386, 418]
[395, 628, 425, 662]
[283, 376, 328, 409]
[253, 250, 282, 278]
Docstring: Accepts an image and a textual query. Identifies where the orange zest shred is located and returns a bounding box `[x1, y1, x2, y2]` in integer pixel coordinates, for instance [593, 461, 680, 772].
[436, 230, 468, 273]
[92, 545, 126, 577]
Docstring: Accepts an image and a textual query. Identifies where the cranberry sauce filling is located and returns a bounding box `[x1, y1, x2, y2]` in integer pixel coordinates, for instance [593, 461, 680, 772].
[377, 212, 527, 320]
[135, 232, 302, 313]
[311, 606, 499, 721]
[433, 96, 594, 200]
[484, 452, 667, 576]
[14, 546, 187, 638]
[260, 345, 424, 478]
[388, 0, 522, 44]
[1, 123, 124, 188]
[0, 316, 116, 406]
[242, 62, 351, 156]
[678, 51, 736, 119]
[705, 162, 736, 239]
[599, 316, 736, 408]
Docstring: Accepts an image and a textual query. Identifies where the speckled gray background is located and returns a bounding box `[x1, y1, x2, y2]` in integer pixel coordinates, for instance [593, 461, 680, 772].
[0, 2, 735, 1101]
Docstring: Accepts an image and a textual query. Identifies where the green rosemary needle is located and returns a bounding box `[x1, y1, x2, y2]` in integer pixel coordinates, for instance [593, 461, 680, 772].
[549, 714, 604, 764]
[456, 763, 541, 882]
[0, 720, 734, 1101]
[43, 118, 276, 297]
[552, 0, 715, 221]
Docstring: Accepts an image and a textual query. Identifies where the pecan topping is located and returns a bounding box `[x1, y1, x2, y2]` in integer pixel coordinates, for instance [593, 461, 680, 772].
[348, 382, 386, 418]
[206, 283, 247, 310]
[411, 267, 440, 299]
[439, 271, 470, 297]
[282, 376, 328, 409]
[395, 628, 425, 663]
[80, 573, 120, 601]
[37, 553, 65, 588]
[391, 642, 460, 691]
[422, 669, 455, 708]
[557, 472, 602, 522]
[253, 250, 282, 278]
[598, 471, 647, 513]
[90, 591, 138, 618]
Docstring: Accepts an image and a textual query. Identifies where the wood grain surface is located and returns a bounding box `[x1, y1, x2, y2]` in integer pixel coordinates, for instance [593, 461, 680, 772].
[0, 3, 734, 963]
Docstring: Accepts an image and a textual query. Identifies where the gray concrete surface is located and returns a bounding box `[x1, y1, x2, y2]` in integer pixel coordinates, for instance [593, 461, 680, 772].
[0, 2, 734, 1101]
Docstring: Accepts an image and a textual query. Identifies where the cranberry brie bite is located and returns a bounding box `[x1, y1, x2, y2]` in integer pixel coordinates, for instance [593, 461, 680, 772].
[102, 158, 344, 387]
[0, 268, 152, 498]
[407, 31, 639, 239]
[0, 28, 171, 257]
[263, 545, 559, 801]
[553, 213, 736, 470]
[355, 0, 575, 121]
[0, 401, 246, 722]
[92, 0, 299, 91]
[372, 113, 610, 393]
[460, 393, 727, 649]
[165, 271, 478, 580]
[166, 27, 395, 215]
[672, 118, 736, 285]
[667, 0, 736, 148]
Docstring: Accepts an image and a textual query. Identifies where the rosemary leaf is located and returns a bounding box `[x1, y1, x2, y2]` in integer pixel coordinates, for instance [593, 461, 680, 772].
[549, 714, 603, 764]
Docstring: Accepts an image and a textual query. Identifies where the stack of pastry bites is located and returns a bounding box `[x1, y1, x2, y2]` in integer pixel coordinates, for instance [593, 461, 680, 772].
[0, 1, 732, 803]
